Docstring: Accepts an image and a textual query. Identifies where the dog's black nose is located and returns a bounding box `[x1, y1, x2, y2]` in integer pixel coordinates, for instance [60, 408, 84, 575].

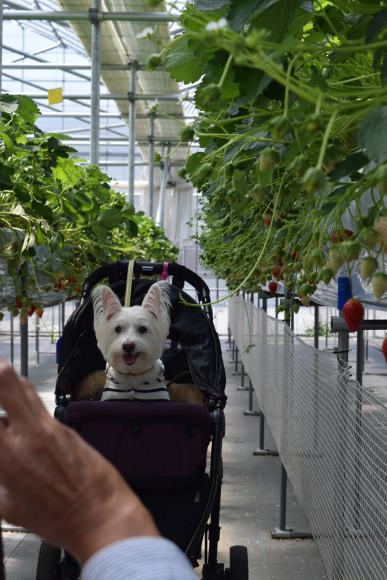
[123, 342, 135, 353]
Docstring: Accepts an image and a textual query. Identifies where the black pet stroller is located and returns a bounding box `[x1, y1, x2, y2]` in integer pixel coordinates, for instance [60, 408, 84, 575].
[35, 261, 248, 580]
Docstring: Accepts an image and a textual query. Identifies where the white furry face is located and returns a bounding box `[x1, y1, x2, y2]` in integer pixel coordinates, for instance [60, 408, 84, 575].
[91, 282, 171, 375]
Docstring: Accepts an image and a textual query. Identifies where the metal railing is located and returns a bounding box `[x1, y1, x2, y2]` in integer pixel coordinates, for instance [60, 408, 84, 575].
[229, 295, 387, 580]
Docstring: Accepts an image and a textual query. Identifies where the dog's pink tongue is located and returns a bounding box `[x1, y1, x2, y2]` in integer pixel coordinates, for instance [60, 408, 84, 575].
[123, 353, 136, 365]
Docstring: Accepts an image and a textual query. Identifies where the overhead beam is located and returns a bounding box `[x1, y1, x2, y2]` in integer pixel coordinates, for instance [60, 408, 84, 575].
[62, 138, 198, 145]
[2, 44, 94, 83]
[39, 112, 196, 119]
[20, 92, 188, 101]
[3, 10, 177, 22]
[2, 62, 160, 71]
[61, 137, 199, 147]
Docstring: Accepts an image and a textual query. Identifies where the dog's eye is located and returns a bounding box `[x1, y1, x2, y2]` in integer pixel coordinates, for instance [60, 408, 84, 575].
[114, 325, 123, 334]
[138, 325, 147, 334]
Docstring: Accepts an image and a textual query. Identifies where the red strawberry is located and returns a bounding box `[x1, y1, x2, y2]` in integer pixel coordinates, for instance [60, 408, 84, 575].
[342, 299, 364, 332]
[268, 281, 278, 296]
[27, 304, 36, 317]
[36, 308, 44, 319]
[263, 213, 272, 228]
[15, 296, 23, 310]
[331, 229, 353, 243]
[271, 264, 282, 280]
[382, 337, 387, 364]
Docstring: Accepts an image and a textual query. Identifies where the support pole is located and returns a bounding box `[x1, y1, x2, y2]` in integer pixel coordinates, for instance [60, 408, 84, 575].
[128, 62, 137, 204]
[243, 378, 259, 416]
[89, 0, 101, 166]
[20, 317, 28, 377]
[356, 330, 364, 386]
[10, 313, 14, 365]
[148, 112, 155, 218]
[0, 0, 3, 93]
[314, 304, 319, 350]
[157, 144, 170, 228]
[271, 467, 312, 539]
[253, 412, 278, 456]
[61, 302, 66, 335]
[271, 292, 312, 539]
[35, 316, 40, 364]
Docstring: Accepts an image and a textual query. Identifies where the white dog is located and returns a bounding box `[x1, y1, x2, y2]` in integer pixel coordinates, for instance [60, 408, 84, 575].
[91, 281, 171, 401]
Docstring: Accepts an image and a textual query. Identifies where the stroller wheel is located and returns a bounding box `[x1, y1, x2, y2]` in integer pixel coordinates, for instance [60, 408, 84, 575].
[226, 545, 248, 580]
[36, 541, 61, 580]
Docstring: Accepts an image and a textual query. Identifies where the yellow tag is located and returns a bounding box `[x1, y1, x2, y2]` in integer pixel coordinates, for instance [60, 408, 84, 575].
[48, 87, 63, 105]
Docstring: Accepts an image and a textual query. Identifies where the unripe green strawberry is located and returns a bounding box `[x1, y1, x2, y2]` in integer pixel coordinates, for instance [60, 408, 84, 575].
[311, 249, 324, 268]
[197, 84, 221, 109]
[372, 272, 387, 299]
[358, 227, 379, 250]
[195, 162, 213, 183]
[289, 154, 306, 178]
[319, 266, 334, 284]
[259, 148, 278, 172]
[298, 283, 313, 297]
[302, 167, 324, 194]
[271, 116, 291, 142]
[375, 164, 387, 196]
[336, 241, 361, 262]
[153, 152, 162, 163]
[251, 184, 265, 203]
[360, 256, 378, 280]
[146, 53, 162, 71]
[328, 248, 344, 274]
[180, 125, 195, 142]
[292, 302, 300, 313]
[300, 295, 310, 307]
[306, 114, 322, 133]
[374, 215, 387, 245]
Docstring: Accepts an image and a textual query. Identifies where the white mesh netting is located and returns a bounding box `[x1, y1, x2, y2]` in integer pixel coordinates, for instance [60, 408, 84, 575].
[229, 296, 387, 580]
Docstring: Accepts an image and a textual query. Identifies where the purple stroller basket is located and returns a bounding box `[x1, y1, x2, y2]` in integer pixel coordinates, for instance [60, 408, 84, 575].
[64, 400, 212, 488]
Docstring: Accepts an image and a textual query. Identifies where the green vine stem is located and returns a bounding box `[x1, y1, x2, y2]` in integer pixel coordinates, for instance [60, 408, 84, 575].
[316, 110, 338, 171]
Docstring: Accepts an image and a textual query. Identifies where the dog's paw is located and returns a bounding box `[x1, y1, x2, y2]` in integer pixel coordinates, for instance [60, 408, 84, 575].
[75, 370, 105, 401]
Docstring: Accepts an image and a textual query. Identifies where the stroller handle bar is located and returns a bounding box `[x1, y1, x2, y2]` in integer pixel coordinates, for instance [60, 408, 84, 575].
[81, 261, 213, 317]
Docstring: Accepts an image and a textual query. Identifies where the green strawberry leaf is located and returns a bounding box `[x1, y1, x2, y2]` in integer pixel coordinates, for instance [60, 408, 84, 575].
[328, 152, 369, 181]
[366, 9, 387, 43]
[357, 105, 387, 163]
[163, 35, 206, 84]
[228, 0, 279, 31]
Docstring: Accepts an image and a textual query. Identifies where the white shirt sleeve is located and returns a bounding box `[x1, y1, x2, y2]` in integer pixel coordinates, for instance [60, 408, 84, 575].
[81, 536, 198, 580]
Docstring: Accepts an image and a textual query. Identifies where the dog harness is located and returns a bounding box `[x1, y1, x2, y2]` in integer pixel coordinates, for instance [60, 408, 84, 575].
[102, 360, 170, 401]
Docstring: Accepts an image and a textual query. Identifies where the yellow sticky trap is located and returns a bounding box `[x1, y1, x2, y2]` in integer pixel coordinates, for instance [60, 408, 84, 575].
[48, 87, 63, 105]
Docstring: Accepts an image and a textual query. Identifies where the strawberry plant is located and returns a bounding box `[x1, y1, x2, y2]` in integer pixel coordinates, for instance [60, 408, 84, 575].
[160, 0, 387, 304]
[0, 95, 178, 316]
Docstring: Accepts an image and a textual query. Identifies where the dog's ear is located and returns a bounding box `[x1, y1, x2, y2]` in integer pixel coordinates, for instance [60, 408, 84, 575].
[142, 282, 170, 321]
[92, 285, 122, 321]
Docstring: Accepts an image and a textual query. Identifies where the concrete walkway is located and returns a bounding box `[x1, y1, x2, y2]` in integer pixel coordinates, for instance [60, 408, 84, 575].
[0, 310, 332, 580]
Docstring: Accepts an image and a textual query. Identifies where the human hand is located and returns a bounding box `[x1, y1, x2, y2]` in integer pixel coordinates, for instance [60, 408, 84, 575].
[0, 357, 159, 565]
